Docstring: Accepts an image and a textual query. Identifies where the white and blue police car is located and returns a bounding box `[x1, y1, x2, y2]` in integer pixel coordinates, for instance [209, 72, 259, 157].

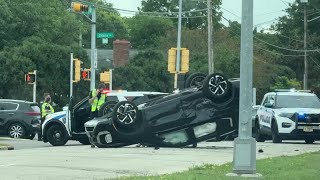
[255, 89, 320, 144]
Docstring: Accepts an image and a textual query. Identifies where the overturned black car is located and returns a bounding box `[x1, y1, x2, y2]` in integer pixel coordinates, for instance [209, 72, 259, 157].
[85, 73, 240, 148]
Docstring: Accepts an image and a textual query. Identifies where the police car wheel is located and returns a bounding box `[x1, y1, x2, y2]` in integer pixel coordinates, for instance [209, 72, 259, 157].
[305, 138, 315, 144]
[271, 122, 282, 143]
[255, 120, 266, 142]
[47, 125, 68, 146]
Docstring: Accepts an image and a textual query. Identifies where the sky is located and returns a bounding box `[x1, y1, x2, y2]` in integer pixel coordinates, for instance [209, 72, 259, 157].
[107, 0, 296, 29]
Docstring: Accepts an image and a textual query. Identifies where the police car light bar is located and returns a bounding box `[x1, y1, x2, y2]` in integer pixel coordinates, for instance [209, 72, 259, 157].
[275, 89, 311, 93]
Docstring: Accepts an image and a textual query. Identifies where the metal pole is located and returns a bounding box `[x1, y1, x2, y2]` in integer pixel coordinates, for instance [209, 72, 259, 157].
[90, 5, 96, 90]
[174, 0, 183, 89]
[109, 69, 113, 91]
[232, 0, 256, 174]
[303, 3, 308, 90]
[207, 0, 214, 73]
[33, 70, 37, 103]
[70, 53, 73, 98]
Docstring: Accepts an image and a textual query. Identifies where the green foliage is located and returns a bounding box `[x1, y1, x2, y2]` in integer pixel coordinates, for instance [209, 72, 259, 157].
[113, 50, 173, 93]
[271, 76, 301, 91]
[127, 16, 174, 49]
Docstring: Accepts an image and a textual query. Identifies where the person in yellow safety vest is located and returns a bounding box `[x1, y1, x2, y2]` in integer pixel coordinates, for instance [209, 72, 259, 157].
[38, 93, 54, 141]
[88, 83, 107, 119]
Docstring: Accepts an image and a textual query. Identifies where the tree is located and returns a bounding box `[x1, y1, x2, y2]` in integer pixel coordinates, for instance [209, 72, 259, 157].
[113, 50, 173, 92]
[127, 16, 174, 49]
[270, 76, 301, 91]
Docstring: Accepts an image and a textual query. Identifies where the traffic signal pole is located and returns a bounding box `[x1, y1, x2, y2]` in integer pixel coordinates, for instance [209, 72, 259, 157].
[70, 53, 74, 98]
[174, 0, 183, 90]
[90, 5, 97, 90]
[33, 70, 37, 102]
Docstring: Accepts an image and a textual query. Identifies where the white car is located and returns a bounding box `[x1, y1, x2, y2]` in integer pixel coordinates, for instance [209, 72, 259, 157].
[255, 89, 320, 144]
[41, 90, 168, 146]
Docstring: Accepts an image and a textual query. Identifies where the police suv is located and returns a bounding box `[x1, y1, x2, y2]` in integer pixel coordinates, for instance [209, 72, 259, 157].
[41, 91, 167, 146]
[255, 89, 320, 144]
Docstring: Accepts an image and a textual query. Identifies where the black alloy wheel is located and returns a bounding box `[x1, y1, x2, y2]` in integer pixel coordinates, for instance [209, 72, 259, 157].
[112, 101, 139, 129]
[203, 73, 231, 99]
[98, 101, 118, 117]
[185, 72, 207, 88]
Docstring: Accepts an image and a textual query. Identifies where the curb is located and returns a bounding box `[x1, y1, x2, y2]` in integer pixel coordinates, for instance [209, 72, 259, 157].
[0, 145, 14, 150]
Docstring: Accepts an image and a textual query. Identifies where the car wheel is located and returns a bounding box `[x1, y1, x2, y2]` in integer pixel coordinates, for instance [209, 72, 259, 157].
[185, 72, 206, 88]
[47, 125, 68, 146]
[8, 123, 26, 138]
[271, 121, 282, 143]
[78, 137, 91, 145]
[98, 101, 118, 117]
[305, 138, 315, 144]
[255, 120, 266, 142]
[112, 101, 139, 129]
[203, 73, 231, 100]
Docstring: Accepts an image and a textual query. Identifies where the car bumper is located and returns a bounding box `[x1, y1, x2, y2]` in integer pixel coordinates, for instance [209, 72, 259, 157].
[279, 128, 320, 140]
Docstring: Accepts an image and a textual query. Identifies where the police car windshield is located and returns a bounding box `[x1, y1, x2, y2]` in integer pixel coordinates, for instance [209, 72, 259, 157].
[275, 95, 320, 108]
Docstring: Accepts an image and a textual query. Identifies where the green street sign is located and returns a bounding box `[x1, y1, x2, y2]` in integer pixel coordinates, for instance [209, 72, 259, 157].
[97, 32, 114, 39]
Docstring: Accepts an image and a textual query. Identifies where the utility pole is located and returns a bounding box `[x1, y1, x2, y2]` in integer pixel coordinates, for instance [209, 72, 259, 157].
[90, 5, 97, 90]
[207, 0, 214, 73]
[229, 0, 259, 176]
[174, 0, 183, 89]
[302, 0, 308, 90]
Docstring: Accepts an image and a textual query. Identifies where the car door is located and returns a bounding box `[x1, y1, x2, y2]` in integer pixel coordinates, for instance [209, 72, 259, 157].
[0, 102, 18, 133]
[260, 95, 274, 129]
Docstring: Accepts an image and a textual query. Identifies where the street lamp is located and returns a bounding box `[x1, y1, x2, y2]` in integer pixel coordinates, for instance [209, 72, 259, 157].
[301, 0, 308, 90]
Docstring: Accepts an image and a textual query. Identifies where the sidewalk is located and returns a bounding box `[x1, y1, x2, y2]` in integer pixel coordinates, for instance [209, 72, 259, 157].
[0, 137, 14, 150]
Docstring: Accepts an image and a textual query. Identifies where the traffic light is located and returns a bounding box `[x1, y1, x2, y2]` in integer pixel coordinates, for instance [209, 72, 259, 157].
[181, 48, 190, 73]
[168, 48, 176, 73]
[100, 71, 110, 83]
[71, 2, 89, 12]
[74, 58, 81, 82]
[81, 68, 91, 81]
[25, 72, 36, 84]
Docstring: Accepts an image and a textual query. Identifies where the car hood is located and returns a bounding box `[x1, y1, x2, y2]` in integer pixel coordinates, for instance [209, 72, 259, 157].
[85, 115, 111, 127]
[45, 111, 66, 120]
[275, 108, 320, 114]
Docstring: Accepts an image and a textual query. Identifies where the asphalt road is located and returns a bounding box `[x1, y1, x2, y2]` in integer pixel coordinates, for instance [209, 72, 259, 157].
[0, 135, 82, 150]
[0, 139, 319, 180]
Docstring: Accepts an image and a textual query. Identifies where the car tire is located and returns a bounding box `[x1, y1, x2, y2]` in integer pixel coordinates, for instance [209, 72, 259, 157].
[47, 125, 68, 146]
[78, 137, 91, 145]
[203, 73, 231, 100]
[305, 138, 315, 144]
[185, 72, 206, 88]
[271, 121, 282, 143]
[112, 101, 139, 129]
[8, 123, 26, 138]
[255, 120, 266, 142]
[98, 101, 118, 117]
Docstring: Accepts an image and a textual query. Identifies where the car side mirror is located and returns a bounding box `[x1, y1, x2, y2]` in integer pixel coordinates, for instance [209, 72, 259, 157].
[264, 103, 273, 108]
